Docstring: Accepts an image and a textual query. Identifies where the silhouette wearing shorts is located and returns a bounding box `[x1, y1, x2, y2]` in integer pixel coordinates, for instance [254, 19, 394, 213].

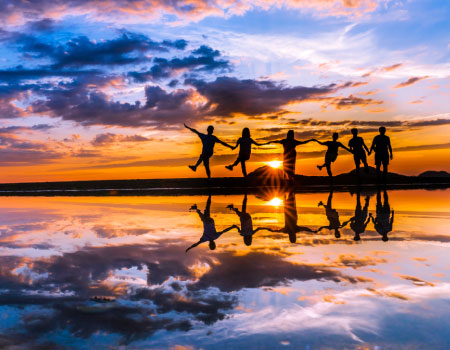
[371, 189, 394, 242]
[185, 124, 233, 179]
[227, 194, 271, 246]
[341, 192, 372, 241]
[226, 128, 263, 177]
[268, 130, 315, 181]
[186, 195, 237, 252]
[313, 133, 353, 180]
[369, 127, 393, 183]
[316, 190, 347, 238]
[268, 191, 314, 243]
[348, 128, 370, 179]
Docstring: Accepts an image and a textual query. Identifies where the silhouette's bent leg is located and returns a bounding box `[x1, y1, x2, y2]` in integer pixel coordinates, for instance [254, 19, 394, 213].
[190, 154, 204, 171]
[205, 195, 212, 217]
[203, 156, 211, 178]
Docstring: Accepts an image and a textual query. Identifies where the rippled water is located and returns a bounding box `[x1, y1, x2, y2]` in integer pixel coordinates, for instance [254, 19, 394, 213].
[0, 189, 449, 349]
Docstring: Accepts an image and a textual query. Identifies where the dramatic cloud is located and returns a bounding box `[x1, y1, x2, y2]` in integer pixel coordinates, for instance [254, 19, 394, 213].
[91, 133, 152, 146]
[395, 76, 429, 88]
[186, 76, 338, 117]
[326, 94, 383, 110]
[0, 0, 385, 25]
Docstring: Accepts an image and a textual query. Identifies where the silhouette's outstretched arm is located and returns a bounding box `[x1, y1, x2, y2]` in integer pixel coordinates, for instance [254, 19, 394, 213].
[363, 217, 371, 230]
[340, 218, 353, 227]
[314, 226, 330, 233]
[232, 139, 241, 150]
[266, 227, 283, 233]
[184, 124, 200, 136]
[267, 140, 283, 144]
[252, 227, 272, 234]
[338, 142, 353, 153]
[251, 138, 264, 147]
[186, 240, 202, 252]
[216, 137, 234, 149]
[311, 139, 326, 146]
[369, 138, 376, 155]
[362, 140, 370, 153]
[295, 138, 315, 146]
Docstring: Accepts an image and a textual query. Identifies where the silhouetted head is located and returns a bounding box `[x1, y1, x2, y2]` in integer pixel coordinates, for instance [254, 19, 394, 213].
[332, 132, 339, 141]
[287, 130, 294, 140]
[379, 126, 386, 135]
[289, 232, 297, 243]
[242, 127, 250, 138]
[207, 125, 214, 135]
[243, 235, 252, 246]
[351, 128, 358, 136]
[334, 230, 341, 238]
[382, 234, 388, 242]
[208, 240, 216, 250]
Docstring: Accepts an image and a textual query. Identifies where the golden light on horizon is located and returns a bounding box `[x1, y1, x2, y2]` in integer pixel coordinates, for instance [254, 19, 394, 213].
[266, 197, 283, 207]
[266, 160, 283, 169]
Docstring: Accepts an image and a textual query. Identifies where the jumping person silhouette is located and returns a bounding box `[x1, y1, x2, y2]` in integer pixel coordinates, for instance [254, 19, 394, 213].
[369, 126, 393, 184]
[341, 191, 371, 241]
[316, 190, 347, 238]
[186, 195, 237, 252]
[267, 191, 314, 243]
[185, 124, 234, 179]
[371, 189, 394, 242]
[268, 130, 315, 182]
[313, 133, 353, 181]
[348, 128, 370, 179]
[226, 128, 263, 177]
[227, 194, 271, 246]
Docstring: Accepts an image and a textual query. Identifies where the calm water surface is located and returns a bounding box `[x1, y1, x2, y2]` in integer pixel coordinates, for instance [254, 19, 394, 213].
[0, 189, 449, 349]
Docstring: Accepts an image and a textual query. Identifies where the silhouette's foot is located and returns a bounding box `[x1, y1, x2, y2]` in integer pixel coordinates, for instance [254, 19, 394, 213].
[226, 204, 234, 209]
[188, 165, 196, 172]
[189, 204, 198, 211]
[317, 165, 322, 171]
[225, 165, 233, 171]
[318, 201, 323, 207]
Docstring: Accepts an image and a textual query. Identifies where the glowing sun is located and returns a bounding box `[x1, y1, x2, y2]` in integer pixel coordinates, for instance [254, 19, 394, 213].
[266, 197, 283, 207]
[266, 160, 282, 169]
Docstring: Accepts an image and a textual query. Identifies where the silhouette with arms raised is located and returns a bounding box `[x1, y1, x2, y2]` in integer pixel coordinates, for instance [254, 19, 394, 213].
[312, 132, 353, 182]
[226, 128, 264, 177]
[371, 189, 394, 242]
[348, 128, 370, 181]
[268, 191, 314, 243]
[268, 130, 315, 182]
[185, 124, 233, 179]
[341, 191, 372, 241]
[186, 195, 237, 252]
[227, 194, 272, 246]
[316, 190, 347, 238]
[369, 126, 393, 184]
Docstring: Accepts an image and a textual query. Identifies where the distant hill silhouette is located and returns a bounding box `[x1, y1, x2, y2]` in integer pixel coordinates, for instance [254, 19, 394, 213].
[419, 170, 450, 178]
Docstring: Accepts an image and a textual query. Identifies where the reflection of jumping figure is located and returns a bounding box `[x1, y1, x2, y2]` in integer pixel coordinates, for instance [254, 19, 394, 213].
[348, 128, 370, 179]
[369, 127, 393, 184]
[342, 192, 371, 241]
[226, 128, 263, 177]
[316, 190, 347, 238]
[227, 194, 271, 246]
[185, 124, 233, 179]
[268, 191, 313, 243]
[371, 189, 394, 242]
[268, 130, 315, 181]
[186, 195, 237, 252]
[313, 133, 353, 180]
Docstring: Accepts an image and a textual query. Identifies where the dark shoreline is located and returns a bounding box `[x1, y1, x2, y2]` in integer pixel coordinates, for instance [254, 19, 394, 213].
[0, 174, 449, 196]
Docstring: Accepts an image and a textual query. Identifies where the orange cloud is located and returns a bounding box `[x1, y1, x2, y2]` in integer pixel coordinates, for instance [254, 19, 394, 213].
[395, 76, 429, 88]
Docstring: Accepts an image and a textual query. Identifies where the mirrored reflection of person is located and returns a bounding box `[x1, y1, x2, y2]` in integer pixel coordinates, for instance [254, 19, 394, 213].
[371, 189, 394, 242]
[184, 124, 234, 179]
[369, 126, 393, 184]
[227, 194, 271, 246]
[186, 195, 237, 252]
[312, 132, 353, 181]
[348, 128, 370, 180]
[316, 190, 347, 238]
[341, 192, 372, 241]
[268, 191, 314, 243]
[267, 130, 315, 182]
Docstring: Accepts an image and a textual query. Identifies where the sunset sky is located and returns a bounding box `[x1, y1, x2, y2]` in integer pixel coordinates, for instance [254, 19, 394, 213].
[0, 0, 449, 182]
